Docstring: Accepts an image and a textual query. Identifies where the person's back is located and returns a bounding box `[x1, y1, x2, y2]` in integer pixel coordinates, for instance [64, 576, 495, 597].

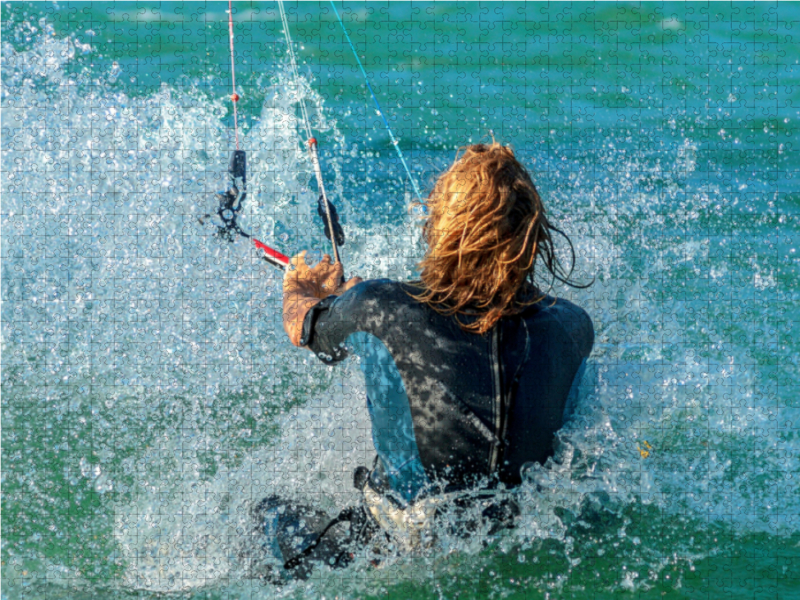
[301, 278, 593, 502]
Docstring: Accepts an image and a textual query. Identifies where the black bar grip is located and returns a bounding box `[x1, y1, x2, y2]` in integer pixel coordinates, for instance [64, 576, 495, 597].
[317, 194, 345, 247]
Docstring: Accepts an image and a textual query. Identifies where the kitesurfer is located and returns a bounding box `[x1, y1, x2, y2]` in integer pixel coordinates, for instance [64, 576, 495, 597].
[264, 142, 594, 578]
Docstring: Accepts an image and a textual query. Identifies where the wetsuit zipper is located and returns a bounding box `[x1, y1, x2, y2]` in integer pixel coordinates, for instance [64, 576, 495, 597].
[489, 326, 504, 471]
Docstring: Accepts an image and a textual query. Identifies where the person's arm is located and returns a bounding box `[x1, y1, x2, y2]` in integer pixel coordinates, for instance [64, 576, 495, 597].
[282, 251, 362, 347]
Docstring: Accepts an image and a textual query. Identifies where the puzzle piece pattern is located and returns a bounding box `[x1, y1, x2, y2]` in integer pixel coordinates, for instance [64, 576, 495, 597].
[2, 2, 799, 597]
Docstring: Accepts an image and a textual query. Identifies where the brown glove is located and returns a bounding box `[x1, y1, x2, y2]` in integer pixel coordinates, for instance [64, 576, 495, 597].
[282, 251, 362, 347]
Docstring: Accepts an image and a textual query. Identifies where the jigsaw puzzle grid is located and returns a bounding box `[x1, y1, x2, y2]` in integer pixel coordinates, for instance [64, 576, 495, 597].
[2, 2, 799, 598]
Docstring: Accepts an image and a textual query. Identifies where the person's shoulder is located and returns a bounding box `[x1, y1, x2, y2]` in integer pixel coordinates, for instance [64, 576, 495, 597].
[547, 295, 591, 319]
[337, 278, 421, 309]
[331, 279, 427, 334]
[526, 295, 594, 356]
[529, 295, 592, 324]
[343, 278, 418, 299]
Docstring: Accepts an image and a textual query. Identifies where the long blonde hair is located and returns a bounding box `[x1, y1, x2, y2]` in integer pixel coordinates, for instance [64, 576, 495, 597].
[411, 143, 580, 334]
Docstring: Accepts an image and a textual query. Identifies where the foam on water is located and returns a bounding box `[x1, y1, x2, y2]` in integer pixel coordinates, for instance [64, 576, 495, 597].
[3, 14, 799, 599]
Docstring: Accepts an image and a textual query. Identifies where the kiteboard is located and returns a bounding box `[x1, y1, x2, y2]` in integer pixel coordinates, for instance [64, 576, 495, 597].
[247, 493, 380, 583]
[245, 468, 521, 583]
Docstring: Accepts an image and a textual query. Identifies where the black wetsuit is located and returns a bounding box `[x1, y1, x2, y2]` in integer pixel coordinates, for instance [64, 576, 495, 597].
[301, 279, 594, 502]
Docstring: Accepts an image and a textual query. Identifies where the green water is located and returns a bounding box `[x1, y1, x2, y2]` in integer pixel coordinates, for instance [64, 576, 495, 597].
[2, 2, 799, 598]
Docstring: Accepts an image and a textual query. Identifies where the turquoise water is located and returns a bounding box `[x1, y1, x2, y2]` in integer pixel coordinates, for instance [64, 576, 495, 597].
[2, 1, 799, 598]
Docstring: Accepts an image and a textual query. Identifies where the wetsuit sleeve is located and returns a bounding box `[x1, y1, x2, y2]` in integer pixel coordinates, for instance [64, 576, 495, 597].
[299, 284, 373, 364]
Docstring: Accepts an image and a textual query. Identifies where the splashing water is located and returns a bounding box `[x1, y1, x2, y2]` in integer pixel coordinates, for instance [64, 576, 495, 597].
[3, 6, 800, 600]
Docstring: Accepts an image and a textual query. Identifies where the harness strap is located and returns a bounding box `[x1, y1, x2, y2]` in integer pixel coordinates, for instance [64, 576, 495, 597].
[282, 506, 357, 570]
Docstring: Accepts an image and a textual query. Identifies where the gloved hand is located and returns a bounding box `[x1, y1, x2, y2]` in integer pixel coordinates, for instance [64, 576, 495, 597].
[282, 251, 362, 346]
